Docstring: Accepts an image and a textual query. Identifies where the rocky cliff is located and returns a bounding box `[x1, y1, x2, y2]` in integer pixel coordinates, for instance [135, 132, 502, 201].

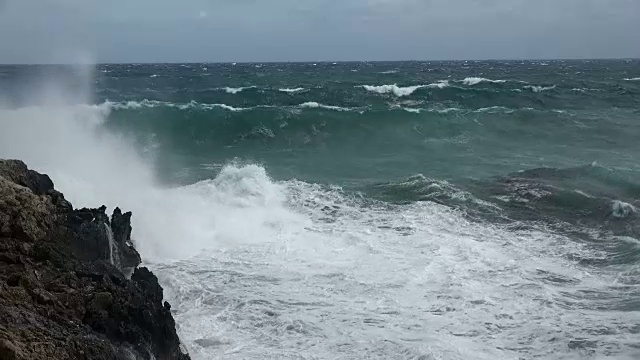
[0, 159, 190, 360]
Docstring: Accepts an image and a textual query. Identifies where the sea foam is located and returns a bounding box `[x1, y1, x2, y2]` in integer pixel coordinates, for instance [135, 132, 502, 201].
[223, 86, 256, 94]
[362, 81, 448, 97]
[279, 88, 306, 93]
[461, 77, 507, 86]
[298, 102, 352, 111]
[524, 85, 557, 93]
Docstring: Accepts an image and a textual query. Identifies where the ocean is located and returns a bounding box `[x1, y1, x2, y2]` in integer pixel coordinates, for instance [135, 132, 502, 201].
[1, 60, 639, 359]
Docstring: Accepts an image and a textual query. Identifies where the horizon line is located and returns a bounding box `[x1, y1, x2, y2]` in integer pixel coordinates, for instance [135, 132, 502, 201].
[1, 57, 639, 66]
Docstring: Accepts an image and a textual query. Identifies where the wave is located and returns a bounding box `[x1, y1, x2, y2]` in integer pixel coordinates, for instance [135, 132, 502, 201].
[279, 88, 306, 94]
[222, 86, 256, 94]
[571, 88, 601, 93]
[623, 77, 640, 81]
[460, 77, 507, 86]
[474, 106, 517, 114]
[362, 84, 424, 97]
[105, 100, 248, 112]
[3, 98, 639, 358]
[361, 81, 449, 97]
[101, 99, 356, 113]
[379, 70, 398, 74]
[399, 107, 421, 114]
[524, 85, 556, 93]
[298, 102, 353, 112]
[427, 80, 450, 89]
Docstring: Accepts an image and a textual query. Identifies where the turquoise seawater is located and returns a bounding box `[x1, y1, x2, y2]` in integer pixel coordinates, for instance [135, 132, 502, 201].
[1, 60, 639, 359]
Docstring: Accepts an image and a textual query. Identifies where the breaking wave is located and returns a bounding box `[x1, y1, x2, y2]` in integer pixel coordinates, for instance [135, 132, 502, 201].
[460, 77, 508, 86]
[223, 86, 257, 94]
[298, 102, 353, 112]
[279, 88, 307, 94]
[524, 85, 557, 93]
[361, 81, 449, 97]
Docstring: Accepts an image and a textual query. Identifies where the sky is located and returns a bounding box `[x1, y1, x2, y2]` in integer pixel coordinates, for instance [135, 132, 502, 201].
[0, 0, 639, 63]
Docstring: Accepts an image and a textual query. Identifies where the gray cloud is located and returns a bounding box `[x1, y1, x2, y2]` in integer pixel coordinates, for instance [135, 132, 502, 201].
[1, 0, 639, 63]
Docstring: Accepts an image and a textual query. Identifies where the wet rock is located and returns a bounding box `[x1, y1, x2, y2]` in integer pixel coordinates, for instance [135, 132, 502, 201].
[0, 159, 190, 360]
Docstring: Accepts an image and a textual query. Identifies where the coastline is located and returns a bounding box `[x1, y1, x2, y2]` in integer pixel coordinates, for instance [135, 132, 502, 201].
[0, 159, 190, 360]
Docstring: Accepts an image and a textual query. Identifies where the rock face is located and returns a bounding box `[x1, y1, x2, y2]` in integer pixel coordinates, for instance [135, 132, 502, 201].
[0, 160, 190, 360]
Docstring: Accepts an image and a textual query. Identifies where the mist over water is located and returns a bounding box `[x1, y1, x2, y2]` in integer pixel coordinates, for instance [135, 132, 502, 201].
[1, 61, 639, 359]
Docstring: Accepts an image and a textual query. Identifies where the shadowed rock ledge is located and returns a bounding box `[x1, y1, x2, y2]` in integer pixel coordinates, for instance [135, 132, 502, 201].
[0, 159, 190, 360]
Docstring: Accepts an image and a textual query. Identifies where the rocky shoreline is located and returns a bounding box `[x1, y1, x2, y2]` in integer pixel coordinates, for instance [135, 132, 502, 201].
[0, 159, 190, 360]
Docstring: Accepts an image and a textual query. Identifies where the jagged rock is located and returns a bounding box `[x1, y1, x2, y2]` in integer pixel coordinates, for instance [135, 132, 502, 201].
[0, 160, 54, 196]
[68, 205, 142, 274]
[0, 176, 54, 243]
[0, 159, 190, 360]
[111, 208, 142, 272]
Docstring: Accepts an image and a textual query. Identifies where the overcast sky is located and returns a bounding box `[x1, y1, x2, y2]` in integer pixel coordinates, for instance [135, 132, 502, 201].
[0, 0, 639, 63]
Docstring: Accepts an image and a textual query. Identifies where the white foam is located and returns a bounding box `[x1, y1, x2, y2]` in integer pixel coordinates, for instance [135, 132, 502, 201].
[524, 85, 557, 93]
[278, 88, 306, 94]
[474, 106, 514, 113]
[2, 78, 637, 360]
[610, 201, 636, 218]
[298, 102, 351, 112]
[435, 107, 462, 114]
[461, 77, 507, 86]
[103, 100, 247, 112]
[150, 74, 159, 78]
[623, 77, 640, 81]
[379, 70, 398, 74]
[362, 84, 425, 97]
[222, 86, 256, 94]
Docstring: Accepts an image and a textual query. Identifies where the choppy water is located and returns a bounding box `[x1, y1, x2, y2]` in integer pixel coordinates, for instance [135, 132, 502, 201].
[1, 60, 639, 359]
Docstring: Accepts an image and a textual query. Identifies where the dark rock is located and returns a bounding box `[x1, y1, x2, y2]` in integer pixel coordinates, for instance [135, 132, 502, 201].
[111, 207, 142, 272]
[0, 159, 190, 360]
[0, 160, 54, 196]
[69, 205, 141, 274]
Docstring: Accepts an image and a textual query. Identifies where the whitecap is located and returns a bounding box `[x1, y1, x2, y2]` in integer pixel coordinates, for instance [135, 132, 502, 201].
[426, 80, 450, 89]
[279, 88, 306, 94]
[474, 106, 514, 113]
[610, 201, 636, 219]
[623, 77, 640, 81]
[461, 77, 507, 86]
[298, 102, 351, 112]
[223, 86, 256, 94]
[434, 107, 461, 114]
[524, 85, 556, 93]
[362, 84, 425, 97]
[104, 99, 248, 112]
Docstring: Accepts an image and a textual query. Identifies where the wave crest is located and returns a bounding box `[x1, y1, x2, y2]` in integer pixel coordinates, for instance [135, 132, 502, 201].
[461, 77, 507, 86]
[279, 88, 306, 94]
[361, 81, 448, 97]
[298, 102, 352, 112]
[106, 100, 247, 112]
[223, 86, 256, 94]
[524, 85, 557, 93]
